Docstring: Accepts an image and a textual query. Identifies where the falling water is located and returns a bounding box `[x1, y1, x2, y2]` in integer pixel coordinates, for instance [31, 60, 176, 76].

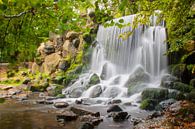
[62, 14, 167, 104]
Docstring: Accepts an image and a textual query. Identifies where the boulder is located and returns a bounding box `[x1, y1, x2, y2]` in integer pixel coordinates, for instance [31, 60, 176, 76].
[168, 91, 185, 100]
[171, 64, 191, 83]
[172, 82, 192, 93]
[156, 99, 176, 111]
[79, 122, 94, 129]
[70, 106, 100, 117]
[107, 105, 123, 113]
[160, 74, 178, 88]
[42, 53, 61, 74]
[89, 85, 102, 98]
[109, 99, 122, 104]
[54, 102, 69, 108]
[140, 99, 158, 111]
[56, 111, 78, 122]
[100, 63, 108, 80]
[110, 112, 129, 122]
[72, 38, 80, 48]
[125, 66, 150, 95]
[44, 44, 55, 55]
[58, 60, 70, 71]
[66, 31, 79, 41]
[141, 88, 169, 102]
[68, 87, 85, 98]
[190, 79, 195, 88]
[103, 87, 122, 98]
[80, 115, 103, 126]
[88, 74, 100, 87]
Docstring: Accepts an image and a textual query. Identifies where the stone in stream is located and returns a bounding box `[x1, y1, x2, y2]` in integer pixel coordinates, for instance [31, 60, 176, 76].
[36, 99, 46, 104]
[80, 115, 103, 126]
[70, 106, 100, 117]
[107, 105, 123, 113]
[8, 88, 21, 96]
[108, 99, 122, 104]
[110, 112, 129, 122]
[75, 99, 83, 104]
[54, 102, 69, 108]
[56, 111, 78, 122]
[79, 122, 94, 129]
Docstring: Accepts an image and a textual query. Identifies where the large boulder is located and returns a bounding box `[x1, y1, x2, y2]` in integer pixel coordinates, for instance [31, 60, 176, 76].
[110, 112, 129, 122]
[68, 87, 85, 98]
[107, 105, 123, 113]
[141, 88, 169, 102]
[87, 74, 100, 87]
[125, 66, 150, 95]
[170, 64, 191, 83]
[88, 85, 102, 98]
[102, 87, 121, 98]
[42, 53, 61, 74]
[172, 82, 192, 93]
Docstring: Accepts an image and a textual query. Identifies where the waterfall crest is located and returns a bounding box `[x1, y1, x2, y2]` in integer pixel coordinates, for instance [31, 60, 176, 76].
[63, 15, 167, 103]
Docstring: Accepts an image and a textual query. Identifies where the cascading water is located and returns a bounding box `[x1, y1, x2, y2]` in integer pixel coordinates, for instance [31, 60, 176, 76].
[62, 14, 167, 104]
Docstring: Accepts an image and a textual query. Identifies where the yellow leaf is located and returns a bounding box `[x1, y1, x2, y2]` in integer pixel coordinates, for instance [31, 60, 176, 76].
[0, 0, 3, 4]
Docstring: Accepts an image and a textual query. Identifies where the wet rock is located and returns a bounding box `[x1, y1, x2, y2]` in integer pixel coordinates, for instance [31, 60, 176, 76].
[110, 112, 129, 122]
[68, 87, 85, 98]
[56, 111, 78, 122]
[45, 101, 54, 105]
[142, 88, 169, 102]
[103, 86, 122, 98]
[131, 118, 142, 126]
[89, 85, 102, 98]
[107, 105, 123, 113]
[140, 99, 158, 111]
[100, 63, 108, 80]
[75, 99, 83, 104]
[168, 90, 185, 100]
[79, 122, 94, 129]
[88, 74, 100, 87]
[109, 99, 122, 104]
[54, 102, 69, 108]
[172, 82, 192, 93]
[110, 76, 121, 85]
[70, 106, 100, 117]
[36, 99, 46, 104]
[156, 99, 176, 111]
[22, 78, 31, 84]
[39, 92, 46, 98]
[123, 102, 132, 106]
[45, 96, 57, 101]
[80, 115, 103, 126]
[160, 74, 178, 88]
[125, 66, 150, 95]
[147, 111, 162, 119]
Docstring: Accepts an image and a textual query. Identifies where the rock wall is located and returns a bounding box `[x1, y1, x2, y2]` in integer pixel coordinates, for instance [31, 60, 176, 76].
[32, 31, 83, 75]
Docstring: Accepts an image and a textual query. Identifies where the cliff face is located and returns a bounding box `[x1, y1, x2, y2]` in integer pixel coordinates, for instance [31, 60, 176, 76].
[31, 31, 83, 75]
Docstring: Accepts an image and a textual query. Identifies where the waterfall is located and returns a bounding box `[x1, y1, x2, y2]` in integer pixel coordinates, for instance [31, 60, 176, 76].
[62, 14, 167, 103]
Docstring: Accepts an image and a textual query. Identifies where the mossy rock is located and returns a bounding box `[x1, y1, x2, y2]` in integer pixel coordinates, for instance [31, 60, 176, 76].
[168, 91, 185, 100]
[186, 89, 195, 102]
[56, 94, 65, 98]
[30, 82, 49, 92]
[140, 99, 158, 111]
[0, 98, 5, 103]
[172, 82, 193, 93]
[54, 85, 65, 96]
[87, 73, 100, 88]
[190, 79, 195, 88]
[141, 88, 169, 102]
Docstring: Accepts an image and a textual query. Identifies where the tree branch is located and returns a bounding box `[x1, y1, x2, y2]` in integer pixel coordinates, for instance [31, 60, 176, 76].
[2, 10, 32, 18]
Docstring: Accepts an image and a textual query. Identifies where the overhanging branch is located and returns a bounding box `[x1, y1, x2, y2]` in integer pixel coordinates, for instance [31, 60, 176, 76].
[2, 9, 34, 18]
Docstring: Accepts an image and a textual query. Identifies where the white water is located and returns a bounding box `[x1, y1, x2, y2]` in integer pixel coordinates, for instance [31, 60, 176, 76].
[62, 14, 167, 104]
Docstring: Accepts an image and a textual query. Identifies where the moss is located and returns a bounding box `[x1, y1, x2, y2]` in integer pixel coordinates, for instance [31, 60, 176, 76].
[54, 85, 64, 96]
[140, 99, 158, 111]
[142, 88, 169, 102]
[0, 98, 5, 103]
[173, 82, 193, 93]
[56, 94, 65, 98]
